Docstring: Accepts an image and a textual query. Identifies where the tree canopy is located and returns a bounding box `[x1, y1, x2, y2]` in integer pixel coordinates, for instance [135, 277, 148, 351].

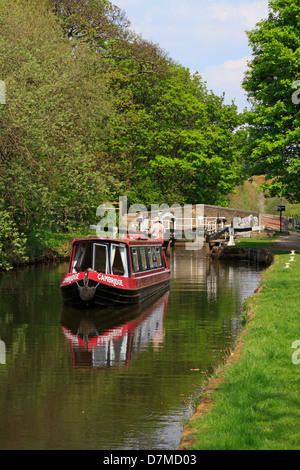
[242, 0, 300, 203]
[0, 0, 242, 269]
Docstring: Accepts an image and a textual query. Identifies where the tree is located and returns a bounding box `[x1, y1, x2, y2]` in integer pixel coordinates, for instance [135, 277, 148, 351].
[51, 0, 242, 207]
[50, 0, 169, 76]
[0, 0, 120, 267]
[242, 0, 300, 202]
[108, 64, 242, 206]
[0, 0, 244, 271]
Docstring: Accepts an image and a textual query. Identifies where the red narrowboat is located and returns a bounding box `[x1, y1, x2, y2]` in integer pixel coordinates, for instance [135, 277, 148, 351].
[60, 235, 170, 307]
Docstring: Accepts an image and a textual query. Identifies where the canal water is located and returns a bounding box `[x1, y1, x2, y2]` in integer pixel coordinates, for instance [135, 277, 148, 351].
[0, 249, 263, 450]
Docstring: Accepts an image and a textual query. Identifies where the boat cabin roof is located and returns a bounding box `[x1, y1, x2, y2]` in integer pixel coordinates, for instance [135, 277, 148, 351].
[71, 237, 163, 247]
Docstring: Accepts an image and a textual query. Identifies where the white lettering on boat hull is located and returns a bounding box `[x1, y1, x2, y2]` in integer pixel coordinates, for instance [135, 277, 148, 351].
[98, 274, 123, 287]
[63, 273, 80, 284]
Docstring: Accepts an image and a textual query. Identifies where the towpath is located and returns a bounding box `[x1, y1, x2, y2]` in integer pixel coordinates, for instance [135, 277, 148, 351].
[273, 232, 300, 252]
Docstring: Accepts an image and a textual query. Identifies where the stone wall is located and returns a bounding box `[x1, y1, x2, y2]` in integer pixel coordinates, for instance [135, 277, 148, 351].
[126, 203, 261, 228]
[203, 205, 260, 225]
[211, 246, 274, 266]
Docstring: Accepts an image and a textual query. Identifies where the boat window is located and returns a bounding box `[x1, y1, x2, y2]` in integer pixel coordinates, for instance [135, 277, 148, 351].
[111, 245, 128, 276]
[93, 244, 108, 273]
[72, 243, 93, 272]
[131, 248, 139, 273]
[72, 244, 83, 272]
[147, 247, 153, 269]
[155, 247, 162, 267]
[151, 246, 158, 268]
[130, 245, 165, 273]
[140, 248, 147, 271]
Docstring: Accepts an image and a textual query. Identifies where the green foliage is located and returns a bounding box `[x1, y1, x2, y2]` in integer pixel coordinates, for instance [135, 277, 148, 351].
[0, 0, 243, 269]
[108, 64, 242, 206]
[0, 201, 28, 270]
[0, 0, 118, 268]
[242, 0, 300, 203]
[25, 227, 89, 260]
[228, 180, 261, 212]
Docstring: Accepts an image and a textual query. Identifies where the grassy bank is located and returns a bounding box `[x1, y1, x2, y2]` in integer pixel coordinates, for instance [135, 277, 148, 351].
[234, 231, 287, 249]
[18, 228, 90, 268]
[181, 245, 300, 450]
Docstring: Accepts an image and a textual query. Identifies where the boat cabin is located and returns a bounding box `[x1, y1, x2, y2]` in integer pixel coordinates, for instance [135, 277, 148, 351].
[69, 238, 167, 278]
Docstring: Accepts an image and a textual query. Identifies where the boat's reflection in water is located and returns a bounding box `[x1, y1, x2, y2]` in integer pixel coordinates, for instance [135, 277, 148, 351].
[60, 289, 170, 369]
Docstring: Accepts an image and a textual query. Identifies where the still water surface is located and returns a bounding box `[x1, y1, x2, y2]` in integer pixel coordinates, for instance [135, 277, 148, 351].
[0, 250, 263, 450]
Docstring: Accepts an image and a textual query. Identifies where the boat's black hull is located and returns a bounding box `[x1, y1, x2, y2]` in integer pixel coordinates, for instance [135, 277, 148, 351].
[61, 277, 170, 308]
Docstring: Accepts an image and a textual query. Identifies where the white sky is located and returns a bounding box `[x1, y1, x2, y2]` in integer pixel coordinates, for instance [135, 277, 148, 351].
[114, 0, 269, 111]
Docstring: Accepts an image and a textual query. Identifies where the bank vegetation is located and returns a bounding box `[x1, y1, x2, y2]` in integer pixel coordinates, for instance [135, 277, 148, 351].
[0, 0, 243, 270]
[180, 245, 300, 450]
[1, 0, 300, 270]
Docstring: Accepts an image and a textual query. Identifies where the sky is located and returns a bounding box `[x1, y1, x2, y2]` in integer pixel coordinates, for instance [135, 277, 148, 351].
[114, 0, 269, 111]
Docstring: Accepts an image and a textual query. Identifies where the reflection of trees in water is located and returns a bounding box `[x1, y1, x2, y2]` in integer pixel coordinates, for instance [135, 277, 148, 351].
[0, 255, 263, 451]
[169, 249, 262, 304]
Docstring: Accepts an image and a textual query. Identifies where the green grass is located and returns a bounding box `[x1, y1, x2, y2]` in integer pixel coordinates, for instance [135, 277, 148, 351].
[188, 252, 300, 450]
[234, 232, 287, 249]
